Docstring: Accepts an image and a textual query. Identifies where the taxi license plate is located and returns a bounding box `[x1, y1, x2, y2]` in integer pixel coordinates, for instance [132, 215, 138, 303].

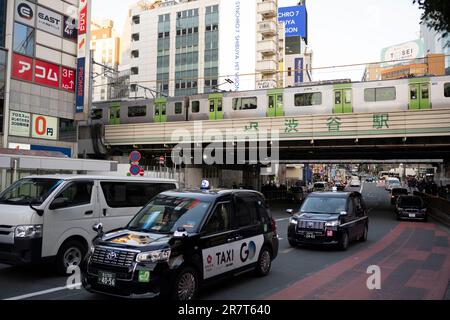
[98, 271, 116, 287]
[305, 233, 316, 239]
[409, 214, 416, 218]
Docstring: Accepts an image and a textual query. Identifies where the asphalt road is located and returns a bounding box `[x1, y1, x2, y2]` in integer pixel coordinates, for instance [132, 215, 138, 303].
[1, 182, 449, 300]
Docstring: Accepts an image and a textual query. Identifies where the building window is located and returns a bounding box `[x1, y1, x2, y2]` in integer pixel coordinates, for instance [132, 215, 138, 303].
[364, 87, 396, 102]
[0, 0, 6, 48]
[233, 97, 258, 110]
[192, 101, 200, 113]
[444, 83, 450, 98]
[132, 15, 140, 25]
[175, 102, 183, 114]
[131, 67, 139, 75]
[131, 33, 140, 41]
[288, 67, 292, 77]
[131, 50, 139, 58]
[130, 84, 137, 92]
[294, 92, 323, 106]
[13, 23, 35, 56]
[128, 106, 147, 117]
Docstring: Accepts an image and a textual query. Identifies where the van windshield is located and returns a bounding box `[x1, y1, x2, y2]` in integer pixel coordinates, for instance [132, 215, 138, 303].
[127, 195, 211, 234]
[0, 178, 63, 206]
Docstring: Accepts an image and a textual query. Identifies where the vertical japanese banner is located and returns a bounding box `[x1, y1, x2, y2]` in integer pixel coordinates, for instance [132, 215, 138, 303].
[75, 0, 90, 114]
[295, 58, 304, 84]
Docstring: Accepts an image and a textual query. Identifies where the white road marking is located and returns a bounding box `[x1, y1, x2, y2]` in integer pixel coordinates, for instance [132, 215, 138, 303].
[281, 248, 294, 254]
[4, 283, 82, 301]
[276, 218, 290, 222]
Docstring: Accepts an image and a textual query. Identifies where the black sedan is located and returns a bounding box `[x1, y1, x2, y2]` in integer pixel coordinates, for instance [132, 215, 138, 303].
[390, 187, 409, 205]
[287, 192, 369, 251]
[395, 195, 428, 222]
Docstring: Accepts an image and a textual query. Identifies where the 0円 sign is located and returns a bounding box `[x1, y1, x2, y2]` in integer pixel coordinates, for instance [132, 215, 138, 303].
[31, 114, 58, 140]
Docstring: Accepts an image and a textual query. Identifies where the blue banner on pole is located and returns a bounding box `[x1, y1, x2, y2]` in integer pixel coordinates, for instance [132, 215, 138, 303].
[295, 58, 304, 84]
[278, 6, 307, 40]
[75, 57, 86, 113]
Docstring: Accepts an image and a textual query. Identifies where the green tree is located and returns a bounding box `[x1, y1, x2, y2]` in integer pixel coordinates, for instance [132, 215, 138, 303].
[413, 0, 450, 45]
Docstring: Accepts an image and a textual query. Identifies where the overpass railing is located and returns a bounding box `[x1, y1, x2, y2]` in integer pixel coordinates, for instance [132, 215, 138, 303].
[105, 108, 450, 146]
[414, 191, 450, 227]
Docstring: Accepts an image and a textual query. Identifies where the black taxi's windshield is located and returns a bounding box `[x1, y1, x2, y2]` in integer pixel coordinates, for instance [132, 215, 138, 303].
[127, 195, 211, 234]
[301, 197, 347, 214]
[0, 178, 63, 206]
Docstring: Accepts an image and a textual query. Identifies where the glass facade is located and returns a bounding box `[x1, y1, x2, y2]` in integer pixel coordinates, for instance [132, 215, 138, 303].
[13, 23, 35, 57]
[0, 49, 6, 133]
[204, 5, 219, 93]
[175, 9, 199, 97]
[0, 0, 6, 48]
[157, 14, 171, 96]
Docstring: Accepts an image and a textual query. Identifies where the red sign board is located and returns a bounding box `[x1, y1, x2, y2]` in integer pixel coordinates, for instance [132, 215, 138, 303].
[61, 67, 76, 92]
[78, 5, 87, 35]
[12, 54, 33, 82]
[34, 59, 60, 88]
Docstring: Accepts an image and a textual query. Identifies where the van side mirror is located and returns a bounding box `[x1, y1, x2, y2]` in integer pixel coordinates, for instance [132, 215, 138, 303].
[286, 209, 294, 215]
[174, 227, 188, 238]
[93, 223, 103, 234]
[49, 197, 69, 210]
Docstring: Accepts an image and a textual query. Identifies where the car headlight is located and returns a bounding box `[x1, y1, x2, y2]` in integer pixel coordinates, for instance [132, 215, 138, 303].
[289, 218, 298, 225]
[325, 220, 340, 227]
[136, 249, 171, 263]
[14, 225, 43, 238]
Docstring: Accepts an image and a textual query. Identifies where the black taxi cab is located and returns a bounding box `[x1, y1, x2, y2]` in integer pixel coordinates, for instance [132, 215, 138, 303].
[287, 191, 369, 250]
[81, 188, 279, 300]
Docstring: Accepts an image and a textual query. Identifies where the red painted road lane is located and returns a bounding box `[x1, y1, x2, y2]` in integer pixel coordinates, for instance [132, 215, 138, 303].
[267, 222, 450, 300]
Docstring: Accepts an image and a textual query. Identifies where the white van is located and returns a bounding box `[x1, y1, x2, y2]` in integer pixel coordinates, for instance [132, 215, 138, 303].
[0, 175, 178, 273]
[385, 177, 401, 191]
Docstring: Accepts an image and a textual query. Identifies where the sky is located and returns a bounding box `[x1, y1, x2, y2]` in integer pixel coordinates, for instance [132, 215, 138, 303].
[92, 0, 423, 81]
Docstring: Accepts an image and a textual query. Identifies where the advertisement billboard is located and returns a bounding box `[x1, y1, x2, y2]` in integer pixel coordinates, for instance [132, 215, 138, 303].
[219, 0, 256, 91]
[9, 111, 31, 137]
[76, 57, 86, 113]
[75, 0, 90, 113]
[12, 53, 33, 81]
[381, 39, 425, 66]
[37, 6, 63, 36]
[278, 6, 308, 41]
[295, 58, 304, 84]
[32, 114, 58, 140]
[34, 59, 60, 88]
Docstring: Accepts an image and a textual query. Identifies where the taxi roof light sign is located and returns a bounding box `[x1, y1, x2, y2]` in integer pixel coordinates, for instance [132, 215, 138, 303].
[201, 179, 210, 190]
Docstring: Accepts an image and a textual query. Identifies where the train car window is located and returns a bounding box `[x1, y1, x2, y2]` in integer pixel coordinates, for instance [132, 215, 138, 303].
[410, 87, 418, 100]
[268, 96, 275, 108]
[294, 92, 322, 107]
[128, 106, 147, 117]
[335, 91, 341, 104]
[445, 83, 450, 98]
[345, 90, 352, 104]
[175, 102, 183, 114]
[209, 100, 215, 112]
[192, 101, 200, 113]
[233, 97, 257, 110]
[91, 109, 103, 120]
[364, 87, 396, 102]
[422, 86, 429, 99]
[217, 100, 223, 112]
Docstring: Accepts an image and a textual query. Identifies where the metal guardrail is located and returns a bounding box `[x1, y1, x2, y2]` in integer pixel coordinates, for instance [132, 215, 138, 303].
[414, 191, 450, 227]
[105, 108, 450, 146]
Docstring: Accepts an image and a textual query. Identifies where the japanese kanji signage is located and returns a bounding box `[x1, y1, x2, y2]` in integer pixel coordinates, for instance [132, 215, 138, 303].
[31, 114, 58, 140]
[9, 111, 31, 137]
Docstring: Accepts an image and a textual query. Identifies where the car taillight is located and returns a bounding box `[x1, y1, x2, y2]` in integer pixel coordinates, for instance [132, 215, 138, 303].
[271, 218, 277, 233]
